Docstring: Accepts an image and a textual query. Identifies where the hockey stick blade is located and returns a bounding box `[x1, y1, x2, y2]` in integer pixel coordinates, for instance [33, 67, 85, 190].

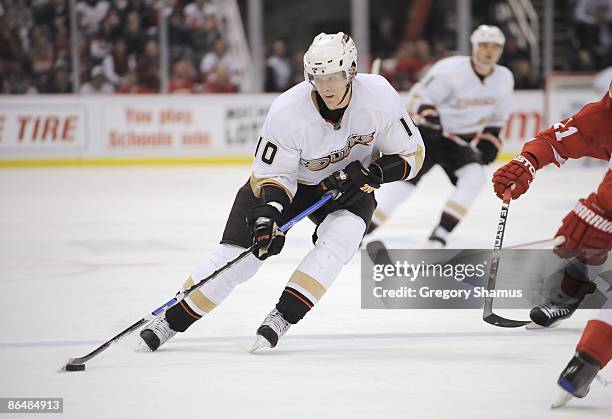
[483, 313, 530, 328]
[59, 317, 148, 372]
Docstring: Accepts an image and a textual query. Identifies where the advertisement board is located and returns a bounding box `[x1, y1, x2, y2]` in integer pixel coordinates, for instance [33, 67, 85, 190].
[0, 91, 546, 165]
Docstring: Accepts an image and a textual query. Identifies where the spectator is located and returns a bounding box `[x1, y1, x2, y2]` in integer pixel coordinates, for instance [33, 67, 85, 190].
[202, 66, 236, 93]
[265, 39, 291, 92]
[89, 32, 112, 61]
[572, 48, 598, 71]
[383, 40, 432, 91]
[49, 62, 72, 93]
[289, 50, 305, 86]
[573, 0, 612, 67]
[76, 0, 110, 36]
[168, 9, 192, 60]
[123, 11, 146, 55]
[2, 62, 38, 94]
[0, 14, 25, 65]
[411, 39, 433, 79]
[32, 0, 68, 32]
[200, 38, 240, 92]
[137, 39, 160, 92]
[103, 38, 133, 87]
[98, 12, 121, 43]
[574, 0, 612, 26]
[512, 58, 539, 89]
[190, 12, 222, 65]
[4, 0, 32, 36]
[184, 0, 219, 30]
[53, 24, 71, 63]
[123, 0, 157, 29]
[169, 57, 197, 93]
[117, 70, 140, 93]
[30, 25, 54, 84]
[80, 65, 115, 93]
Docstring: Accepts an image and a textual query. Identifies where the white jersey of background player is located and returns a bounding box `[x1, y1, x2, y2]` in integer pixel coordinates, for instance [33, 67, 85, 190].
[370, 25, 514, 248]
[137, 32, 424, 353]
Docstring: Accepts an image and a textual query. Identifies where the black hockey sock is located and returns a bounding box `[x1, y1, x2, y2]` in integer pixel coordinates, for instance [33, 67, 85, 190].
[276, 287, 314, 324]
[165, 300, 202, 332]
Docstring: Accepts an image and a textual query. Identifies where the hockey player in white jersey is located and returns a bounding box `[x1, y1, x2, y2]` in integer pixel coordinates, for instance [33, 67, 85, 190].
[367, 25, 514, 247]
[138, 32, 424, 352]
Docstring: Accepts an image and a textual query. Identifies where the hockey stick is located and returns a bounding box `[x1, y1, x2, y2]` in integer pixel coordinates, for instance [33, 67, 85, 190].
[482, 189, 532, 327]
[60, 193, 334, 371]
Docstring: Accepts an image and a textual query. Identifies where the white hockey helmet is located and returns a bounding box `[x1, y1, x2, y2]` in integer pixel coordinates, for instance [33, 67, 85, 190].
[470, 25, 506, 50]
[303, 32, 358, 84]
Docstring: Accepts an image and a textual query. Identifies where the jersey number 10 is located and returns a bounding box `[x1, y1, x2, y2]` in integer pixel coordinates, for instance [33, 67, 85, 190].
[255, 137, 278, 165]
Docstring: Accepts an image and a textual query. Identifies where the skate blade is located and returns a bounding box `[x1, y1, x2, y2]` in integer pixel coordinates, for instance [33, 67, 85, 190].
[525, 321, 561, 330]
[249, 335, 271, 353]
[550, 387, 573, 409]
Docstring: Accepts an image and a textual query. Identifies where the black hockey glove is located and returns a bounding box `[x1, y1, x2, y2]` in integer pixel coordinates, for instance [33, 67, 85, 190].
[319, 160, 381, 207]
[475, 132, 502, 164]
[246, 203, 285, 260]
[414, 106, 443, 138]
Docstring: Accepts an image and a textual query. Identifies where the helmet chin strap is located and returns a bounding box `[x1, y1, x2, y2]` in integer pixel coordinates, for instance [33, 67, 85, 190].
[335, 83, 351, 107]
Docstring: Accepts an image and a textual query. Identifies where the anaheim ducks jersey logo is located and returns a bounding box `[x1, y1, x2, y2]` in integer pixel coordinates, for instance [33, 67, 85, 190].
[302, 132, 375, 171]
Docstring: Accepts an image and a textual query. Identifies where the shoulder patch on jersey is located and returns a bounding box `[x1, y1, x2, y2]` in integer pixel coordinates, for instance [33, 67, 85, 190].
[301, 132, 375, 171]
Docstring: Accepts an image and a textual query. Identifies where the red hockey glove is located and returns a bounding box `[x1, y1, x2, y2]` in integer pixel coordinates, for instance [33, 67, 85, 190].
[492, 153, 537, 200]
[554, 193, 612, 260]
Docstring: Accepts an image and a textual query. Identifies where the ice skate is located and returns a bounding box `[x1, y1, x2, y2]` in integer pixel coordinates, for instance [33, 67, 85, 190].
[551, 351, 601, 408]
[249, 309, 291, 353]
[529, 299, 581, 328]
[139, 315, 178, 352]
[424, 233, 446, 249]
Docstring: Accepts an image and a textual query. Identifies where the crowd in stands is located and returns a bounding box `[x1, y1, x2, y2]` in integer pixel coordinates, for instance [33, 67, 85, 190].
[1, 0, 610, 94]
[571, 0, 612, 71]
[0, 0, 239, 94]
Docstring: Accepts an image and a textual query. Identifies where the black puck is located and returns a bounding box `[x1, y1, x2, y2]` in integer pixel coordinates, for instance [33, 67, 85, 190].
[65, 363, 86, 372]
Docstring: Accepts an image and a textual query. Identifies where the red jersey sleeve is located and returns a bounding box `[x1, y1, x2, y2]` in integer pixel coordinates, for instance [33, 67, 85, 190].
[521, 93, 612, 169]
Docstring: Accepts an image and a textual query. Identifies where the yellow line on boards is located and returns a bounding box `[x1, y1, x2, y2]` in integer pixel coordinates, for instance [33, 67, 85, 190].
[0, 153, 519, 168]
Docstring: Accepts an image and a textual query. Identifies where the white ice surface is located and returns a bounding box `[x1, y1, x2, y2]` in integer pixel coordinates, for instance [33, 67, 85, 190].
[0, 162, 610, 419]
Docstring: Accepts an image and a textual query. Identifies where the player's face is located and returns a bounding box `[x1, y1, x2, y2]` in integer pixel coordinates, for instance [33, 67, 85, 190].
[312, 72, 349, 109]
[474, 42, 503, 66]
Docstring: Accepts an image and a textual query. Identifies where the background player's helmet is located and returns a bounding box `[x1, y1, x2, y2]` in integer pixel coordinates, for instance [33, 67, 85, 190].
[303, 32, 358, 84]
[470, 25, 506, 50]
